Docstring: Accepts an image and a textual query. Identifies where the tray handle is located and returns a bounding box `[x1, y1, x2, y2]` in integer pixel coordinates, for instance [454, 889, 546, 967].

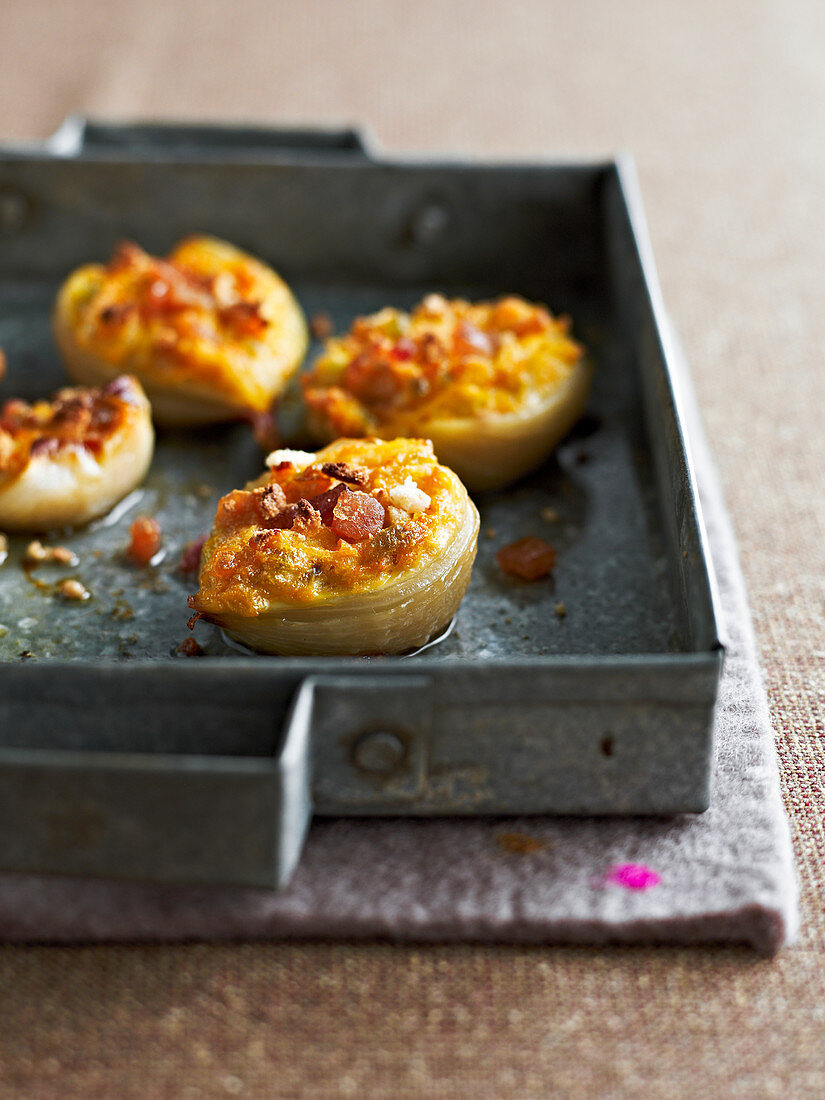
[45, 114, 372, 159]
[0, 678, 314, 889]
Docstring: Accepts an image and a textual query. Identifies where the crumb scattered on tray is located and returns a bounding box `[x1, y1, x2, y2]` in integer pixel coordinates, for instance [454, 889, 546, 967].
[24, 540, 78, 566]
[555, 600, 567, 618]
[496, 831, 548, 855]
[496, 537, 556, 581]
[58, 578, 90, 601]
[176, 637, 205, 657]
[540, 507, 559, 523]
[0, 349, 6, 382]
[310, 312, 333, 340]
[485, 527, 497, 539]
[50, 546, 77, 565]
[24, 540, 48, 563]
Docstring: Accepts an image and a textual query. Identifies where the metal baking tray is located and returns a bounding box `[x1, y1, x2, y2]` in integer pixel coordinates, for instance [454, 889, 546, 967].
[0, 118, 723, 888]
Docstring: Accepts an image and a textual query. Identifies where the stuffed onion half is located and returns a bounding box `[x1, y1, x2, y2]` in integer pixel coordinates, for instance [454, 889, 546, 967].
[301, 294, 591, 492]
[0, 375, 153, 530]
[188, 437, 479, 656]
[54, 236, 308, 427]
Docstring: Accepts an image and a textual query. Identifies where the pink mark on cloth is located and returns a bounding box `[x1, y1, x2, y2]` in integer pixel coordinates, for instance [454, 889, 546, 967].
[605, 863, 662, 891]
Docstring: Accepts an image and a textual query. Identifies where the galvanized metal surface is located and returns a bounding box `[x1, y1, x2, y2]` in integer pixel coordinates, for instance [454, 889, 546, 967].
[0, 122, 723, 887]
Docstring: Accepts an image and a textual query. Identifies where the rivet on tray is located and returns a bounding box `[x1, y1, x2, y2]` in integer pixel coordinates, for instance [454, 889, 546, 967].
[0, 187, 31, 236]
[351, 730, 407, 775]
[404, 201, 450, 248]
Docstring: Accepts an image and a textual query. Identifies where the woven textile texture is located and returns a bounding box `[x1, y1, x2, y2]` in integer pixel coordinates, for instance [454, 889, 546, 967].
[0, 0, 823, 1095]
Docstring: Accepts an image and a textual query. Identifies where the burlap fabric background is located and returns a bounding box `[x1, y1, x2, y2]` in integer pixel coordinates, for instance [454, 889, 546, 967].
[1, 0, 823, 1095]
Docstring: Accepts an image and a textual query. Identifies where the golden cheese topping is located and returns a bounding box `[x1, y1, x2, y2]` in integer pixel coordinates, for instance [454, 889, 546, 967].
[302, 294, 584, 435]
[0, 375, 145, 486]
[57, 236, 306, 412]
[189, 437, 467, 615]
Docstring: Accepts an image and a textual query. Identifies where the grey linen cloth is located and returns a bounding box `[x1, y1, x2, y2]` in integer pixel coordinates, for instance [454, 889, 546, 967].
[0, 334, 798, 952]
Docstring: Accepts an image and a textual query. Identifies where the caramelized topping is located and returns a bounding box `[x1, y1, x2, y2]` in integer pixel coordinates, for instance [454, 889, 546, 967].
[95, 241, 269, 339]
[190, 439, 463, 609]
[0, 376, 142, 476]
[303, 295, 583, 432]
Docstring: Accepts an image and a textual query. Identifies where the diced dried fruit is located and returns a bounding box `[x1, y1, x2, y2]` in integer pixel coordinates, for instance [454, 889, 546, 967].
[310, 312, 333, 340]
[128, 515, 162, 565]
[496, 536, 556, 581]
[309, 482, 348, 524]
[247, 409, 280, 452]
[330, 490, 385, 543]
[179, 536, 206, 574]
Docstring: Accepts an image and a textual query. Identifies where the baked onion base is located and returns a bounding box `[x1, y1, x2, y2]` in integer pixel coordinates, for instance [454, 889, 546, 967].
[205, 495, 479, 657]
[0, 407, 154, 531]
[420, 357, 593, 492]
[52, 238, 309, 428]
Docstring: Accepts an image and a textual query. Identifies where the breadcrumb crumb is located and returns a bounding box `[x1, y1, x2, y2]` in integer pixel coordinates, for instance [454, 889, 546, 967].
[58, 578, 90, 601]
[24, 540, 48, 562]
[24, 540, 78, 565]
[387, 476, 431, 515]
